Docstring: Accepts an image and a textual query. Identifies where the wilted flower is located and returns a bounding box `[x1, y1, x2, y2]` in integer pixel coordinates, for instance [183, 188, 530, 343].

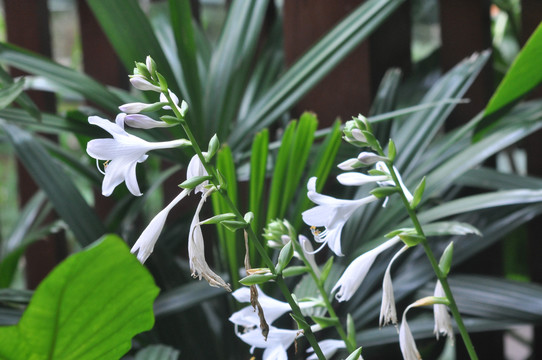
[302, 177, 378, 256]
[188, 190, 231, 291]
[332, 236, 401, 302]
[86, 114, 189, 196]
[399, 305, 422, 360]
[380, 245, 409, 327]
[434, 281, 454, 341]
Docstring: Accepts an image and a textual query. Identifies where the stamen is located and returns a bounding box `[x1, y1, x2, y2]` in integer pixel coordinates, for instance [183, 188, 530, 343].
[95, 159, 106, 175]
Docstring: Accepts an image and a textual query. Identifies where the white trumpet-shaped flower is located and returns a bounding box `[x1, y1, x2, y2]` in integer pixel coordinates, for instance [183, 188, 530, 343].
[86, 114, 189, 196]
[188, 190, 231, 291]
[236, 325, 298, 360]
[302, 177, 378, 256]
[434, 281, 454, 341]
[399, 305, 422, 360]
[307, 339, 347, 360]
[380, 245, 409, 327]
[332, 236, 401, 302]
[131, 189, 189, 263]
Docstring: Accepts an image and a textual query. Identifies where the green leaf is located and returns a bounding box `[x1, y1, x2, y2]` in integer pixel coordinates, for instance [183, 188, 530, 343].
[231, 0, 406, 149]
[1, 122, 105, 246]
[0, 236, 159, 360]
[345, 347, 363, 360]
[370, 186, 399, 199]
[398, 233, 425, 247]
[275, 240, 294, 274]
[239, 272, 276, 286]
[423, 221, 482, 237]
[439, 242, 454, 276]
[282, 266, 309, 278]
[179, 175, 212, 189]
[249, 129, 269, 236]
[0, 67, 40, 120]
[310, 315, 340, 328]
[474, 22, 542, 140]
[409, 176, 426, 209]
[135, 345, 180, 360]
[0, 78, 24, 110]
[0, 43, 122, 112]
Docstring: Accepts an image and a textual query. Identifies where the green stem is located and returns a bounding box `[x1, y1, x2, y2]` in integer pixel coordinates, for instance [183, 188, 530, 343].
[163, 89, 327, 360]
[291, 239, 354, 352]
[385, 161, 478, 360]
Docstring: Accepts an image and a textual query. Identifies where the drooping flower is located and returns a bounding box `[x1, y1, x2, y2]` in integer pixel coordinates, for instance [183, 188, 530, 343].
[380, 245, 409, 327]
[302, 177, 378, 256]
[86, 114, 189, 196]
[399, 304, 422, 360]
[131, 189, 189, 263]
[188, 190, 231, 291]
[236, 325, 299, 360]
[434, 281, 454, 341]
[306, 339, 347, 360]
[332, 236, 401, 302]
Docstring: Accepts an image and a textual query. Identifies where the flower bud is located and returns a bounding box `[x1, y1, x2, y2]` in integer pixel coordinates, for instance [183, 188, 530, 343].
[357, 152, 388, 165]
[124, 114, 174, 129]
[146, 55, 157, 78]
[129, 76, 161, 92]
[337, 158, 362, 171]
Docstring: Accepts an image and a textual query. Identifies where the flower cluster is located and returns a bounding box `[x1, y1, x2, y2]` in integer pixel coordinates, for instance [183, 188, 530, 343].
[87, 56, 230, 291]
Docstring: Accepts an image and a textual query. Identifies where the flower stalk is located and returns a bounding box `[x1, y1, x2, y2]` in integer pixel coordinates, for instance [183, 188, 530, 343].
[381, 156, 478, 360]
[161, 84, 327, 360]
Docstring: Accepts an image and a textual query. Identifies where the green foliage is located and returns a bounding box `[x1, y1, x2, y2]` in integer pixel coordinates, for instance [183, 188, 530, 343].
[0, 236, 159, 360]
[475, 22, 542, 140]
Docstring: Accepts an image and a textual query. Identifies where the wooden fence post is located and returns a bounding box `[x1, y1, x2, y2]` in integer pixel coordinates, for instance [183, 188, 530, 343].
[282, 0, 411, 128]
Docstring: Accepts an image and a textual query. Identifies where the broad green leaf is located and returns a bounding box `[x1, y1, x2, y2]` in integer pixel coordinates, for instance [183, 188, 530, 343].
[474, 22, 542, 140]
[1, 122, 105, 246]
[0, 236, 159, 360]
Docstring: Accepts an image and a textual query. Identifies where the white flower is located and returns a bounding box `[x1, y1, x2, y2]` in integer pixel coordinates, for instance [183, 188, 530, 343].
[130, 189, 189, 263]
[376, 161, 413, 203]
[332, 236, 401, 302]
[434, 281, 454, 341]
[337, 158, 361, 171]
[337, 172, 389, 186]
[299, 235, 320, 277]
[186, 153, 209, 194]
[124, 114, 174, 129]
[118, 102, 156, 114]
[230, 286, 317, 327]
[129, 76, 161, 92]
[380, 245, 409, 327]
[302, 177, 378, 256]
[399, 305, 422, 360]
[86, 114, 189, 196]
[188, 190, 231, 291]
[357, 152, 388, 165]
[307, 339, 346, 360]
[236, 325, 298, 360]
[160, 89, 188, 117]
[230, 286, 318, 360]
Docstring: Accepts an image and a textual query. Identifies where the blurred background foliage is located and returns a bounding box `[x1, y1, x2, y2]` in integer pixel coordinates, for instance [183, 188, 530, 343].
[0, 0, 541, 359]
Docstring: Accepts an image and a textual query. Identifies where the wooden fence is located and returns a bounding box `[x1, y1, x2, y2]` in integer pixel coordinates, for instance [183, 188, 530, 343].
[3, 0, 542, 358]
